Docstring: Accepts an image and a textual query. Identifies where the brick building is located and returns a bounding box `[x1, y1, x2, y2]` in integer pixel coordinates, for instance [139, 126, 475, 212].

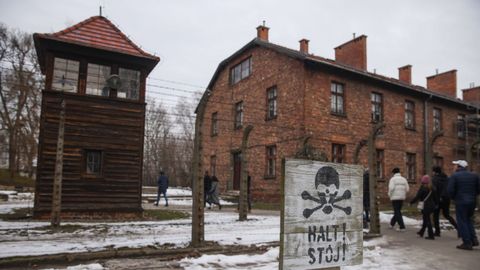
[198, 25, 480, 203]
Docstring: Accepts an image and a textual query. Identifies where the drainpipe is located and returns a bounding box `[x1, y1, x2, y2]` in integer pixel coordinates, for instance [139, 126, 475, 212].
[424, 95, 433, 175]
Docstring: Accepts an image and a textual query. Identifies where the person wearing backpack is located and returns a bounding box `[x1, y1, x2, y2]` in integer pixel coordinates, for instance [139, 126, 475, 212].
[410, 175, 438, 240]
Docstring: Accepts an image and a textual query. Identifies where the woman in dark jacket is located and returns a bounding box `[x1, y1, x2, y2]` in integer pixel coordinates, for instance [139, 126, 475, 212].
[410, 175, 438, 239]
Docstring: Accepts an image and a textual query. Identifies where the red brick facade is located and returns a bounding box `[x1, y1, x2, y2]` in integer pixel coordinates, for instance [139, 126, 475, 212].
[199, 27, 480, 203]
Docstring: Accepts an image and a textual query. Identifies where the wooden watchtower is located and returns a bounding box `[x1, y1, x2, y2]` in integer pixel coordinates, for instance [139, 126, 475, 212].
[33, 16, 159, 219]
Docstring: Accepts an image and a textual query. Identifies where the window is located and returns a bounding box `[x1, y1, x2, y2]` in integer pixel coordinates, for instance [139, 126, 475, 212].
[86, 63, 111, 96]
[332, 144, 346, 163]
[118, 68, 140, 100]
[234, 101, 243, 129]
[210, 155, 216, 176]
[266, 86, 277, 120]
[433, 108, 442, 131]
[406, 153, 416, 181]
[211, 112, 218, 136]
[376, 149, 384, 180]
[331, 82, 345, 115]
[52, 57, 79, 92]
[266, 145, 276, 177]
[405, 100, 415, 129]
[434, 156, 444, 170]
[85, 150, 102, 175]
[371, 92, 383, 122]
[230, 57, 251, 85]
[457, 114, 466, 139]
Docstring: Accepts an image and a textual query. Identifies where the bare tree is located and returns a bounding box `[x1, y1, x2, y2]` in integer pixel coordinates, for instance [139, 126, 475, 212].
[173, 99, 196, 187]
[0, 25, 42, 179]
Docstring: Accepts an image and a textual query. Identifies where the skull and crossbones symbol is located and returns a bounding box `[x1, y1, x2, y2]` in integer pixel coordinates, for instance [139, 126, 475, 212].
[301, 166, 352, 218]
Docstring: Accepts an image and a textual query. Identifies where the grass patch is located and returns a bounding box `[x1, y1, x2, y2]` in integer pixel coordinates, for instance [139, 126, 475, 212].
[0, 208, 33, 221]
[252, 202, 281, 211]
[143, 209, 190, 221]
[0, 169, 35, 187]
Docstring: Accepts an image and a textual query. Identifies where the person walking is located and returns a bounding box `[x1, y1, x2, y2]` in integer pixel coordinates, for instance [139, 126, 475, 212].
[431, 166, 457, 236]
[388, 167, 410, 231]
[410, 175, 438, 240]
[204, 170, 212, 208]
[363, 170, 370, 229]
[155, 171, 169, 207]
[207, 175, 222, 210]
[447, 160, 480, 250]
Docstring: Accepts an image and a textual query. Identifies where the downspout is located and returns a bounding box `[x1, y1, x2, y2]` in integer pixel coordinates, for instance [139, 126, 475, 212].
[423, 94, 433, 175]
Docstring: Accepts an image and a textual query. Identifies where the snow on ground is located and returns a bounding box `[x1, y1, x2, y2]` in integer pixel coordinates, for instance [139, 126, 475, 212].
[41, 263, 104, 270]
[0, 210, 278, 258]
[379, 211, 421, 226]
[143, 187, 234, 206]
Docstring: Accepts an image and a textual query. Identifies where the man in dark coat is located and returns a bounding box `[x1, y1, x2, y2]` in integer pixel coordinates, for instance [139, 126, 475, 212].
[204, 170, 212, 208]
[447, 160, 480, 250]
[432, 166, 457, 236]
[155, 171, 169, 207]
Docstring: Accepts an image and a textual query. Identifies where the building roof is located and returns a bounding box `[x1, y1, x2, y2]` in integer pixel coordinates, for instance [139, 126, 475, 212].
[35, 16, 159, 61]
[197, 38, 479, 113]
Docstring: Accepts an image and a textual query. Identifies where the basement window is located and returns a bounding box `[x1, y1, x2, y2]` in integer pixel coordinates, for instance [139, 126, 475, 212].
[230, 57, 252, 85]
[85, 150, 102, 175]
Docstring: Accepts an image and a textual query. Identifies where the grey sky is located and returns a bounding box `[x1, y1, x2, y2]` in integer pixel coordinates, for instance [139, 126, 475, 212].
[1, 0, 479, 108]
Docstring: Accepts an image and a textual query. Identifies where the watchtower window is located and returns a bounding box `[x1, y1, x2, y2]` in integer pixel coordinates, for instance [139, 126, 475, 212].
[118, 68, 140, 100]
[52, 57, 79, 93]
[86, 63, 111, 97]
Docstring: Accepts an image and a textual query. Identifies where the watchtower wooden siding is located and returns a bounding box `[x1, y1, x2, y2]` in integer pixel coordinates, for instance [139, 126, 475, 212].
[34, 91, 145, 215]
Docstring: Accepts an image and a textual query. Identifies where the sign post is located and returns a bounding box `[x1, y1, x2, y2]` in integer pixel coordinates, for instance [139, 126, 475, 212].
[280, 159, 363, 269]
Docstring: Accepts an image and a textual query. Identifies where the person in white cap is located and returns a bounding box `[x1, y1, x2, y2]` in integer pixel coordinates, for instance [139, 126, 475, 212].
[447, 160, 480, 250]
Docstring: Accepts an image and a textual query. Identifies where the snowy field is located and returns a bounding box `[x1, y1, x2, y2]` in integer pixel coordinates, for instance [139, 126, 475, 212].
[1, 190, 478, 269]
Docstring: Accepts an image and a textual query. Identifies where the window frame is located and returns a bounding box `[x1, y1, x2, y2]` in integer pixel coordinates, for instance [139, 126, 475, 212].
[83, 149, 103, 178]
[210, 155, 217, 176]
[331, 82, 346, 116]
[230, 57, 252, 85]
[51, 57, 80, 93]
[266, 86, 278, 120]
[331, 143, 346, 163]
[433, 155, 444, 171]
[433, 107, 442, 132]
[265, 145, 277, 178]
[457, 114, 466, 139]
[86, 62, 111, 97]
[234, 101, 244, 129]
[406, 152, 416, 182]
[211, 112, 218, 136]
[404, 100, 415, 130]
[371, 92, 383, 123]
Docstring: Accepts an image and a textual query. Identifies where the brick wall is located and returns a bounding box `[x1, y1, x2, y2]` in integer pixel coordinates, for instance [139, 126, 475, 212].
[201, 43, 478, 204]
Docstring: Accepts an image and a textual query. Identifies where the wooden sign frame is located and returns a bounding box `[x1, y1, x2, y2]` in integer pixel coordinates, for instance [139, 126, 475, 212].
[280, 159, 363, 269]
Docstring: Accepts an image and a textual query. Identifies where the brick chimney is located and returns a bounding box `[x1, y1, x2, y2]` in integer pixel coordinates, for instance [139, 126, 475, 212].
[462, 85, 480, 105]
[299, 39, 309, 54]
[426, 70, 457, 98]
[334, 35, 367, 71]
[398, 65, 412, 84]
[256, 25, 269, 42]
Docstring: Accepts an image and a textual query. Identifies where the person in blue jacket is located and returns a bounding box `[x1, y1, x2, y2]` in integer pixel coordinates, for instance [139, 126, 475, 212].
[447, 160, 480, 250]
[155, 170, 169, 207]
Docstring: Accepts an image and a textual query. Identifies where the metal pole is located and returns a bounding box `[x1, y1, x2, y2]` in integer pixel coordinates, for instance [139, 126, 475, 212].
[51, 99, 65, 227]
[368, 122, 385, 235]
[239, 125, 253, 221]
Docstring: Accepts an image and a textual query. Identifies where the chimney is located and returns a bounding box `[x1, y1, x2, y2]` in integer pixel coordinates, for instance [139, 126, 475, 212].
[256, 25, 269, 42]
[462, 85, 480, 105]
[426, 69, 457, 98]
[334, 35, 367, 70]
[299, 39, 309, 54]
[398, 65, 412, 84]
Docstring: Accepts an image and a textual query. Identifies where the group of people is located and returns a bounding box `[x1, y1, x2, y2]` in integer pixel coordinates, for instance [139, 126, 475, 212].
[382, 160, 480, 250]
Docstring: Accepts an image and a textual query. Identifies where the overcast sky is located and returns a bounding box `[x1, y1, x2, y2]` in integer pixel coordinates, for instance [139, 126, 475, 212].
[1, 0, 479, 107]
